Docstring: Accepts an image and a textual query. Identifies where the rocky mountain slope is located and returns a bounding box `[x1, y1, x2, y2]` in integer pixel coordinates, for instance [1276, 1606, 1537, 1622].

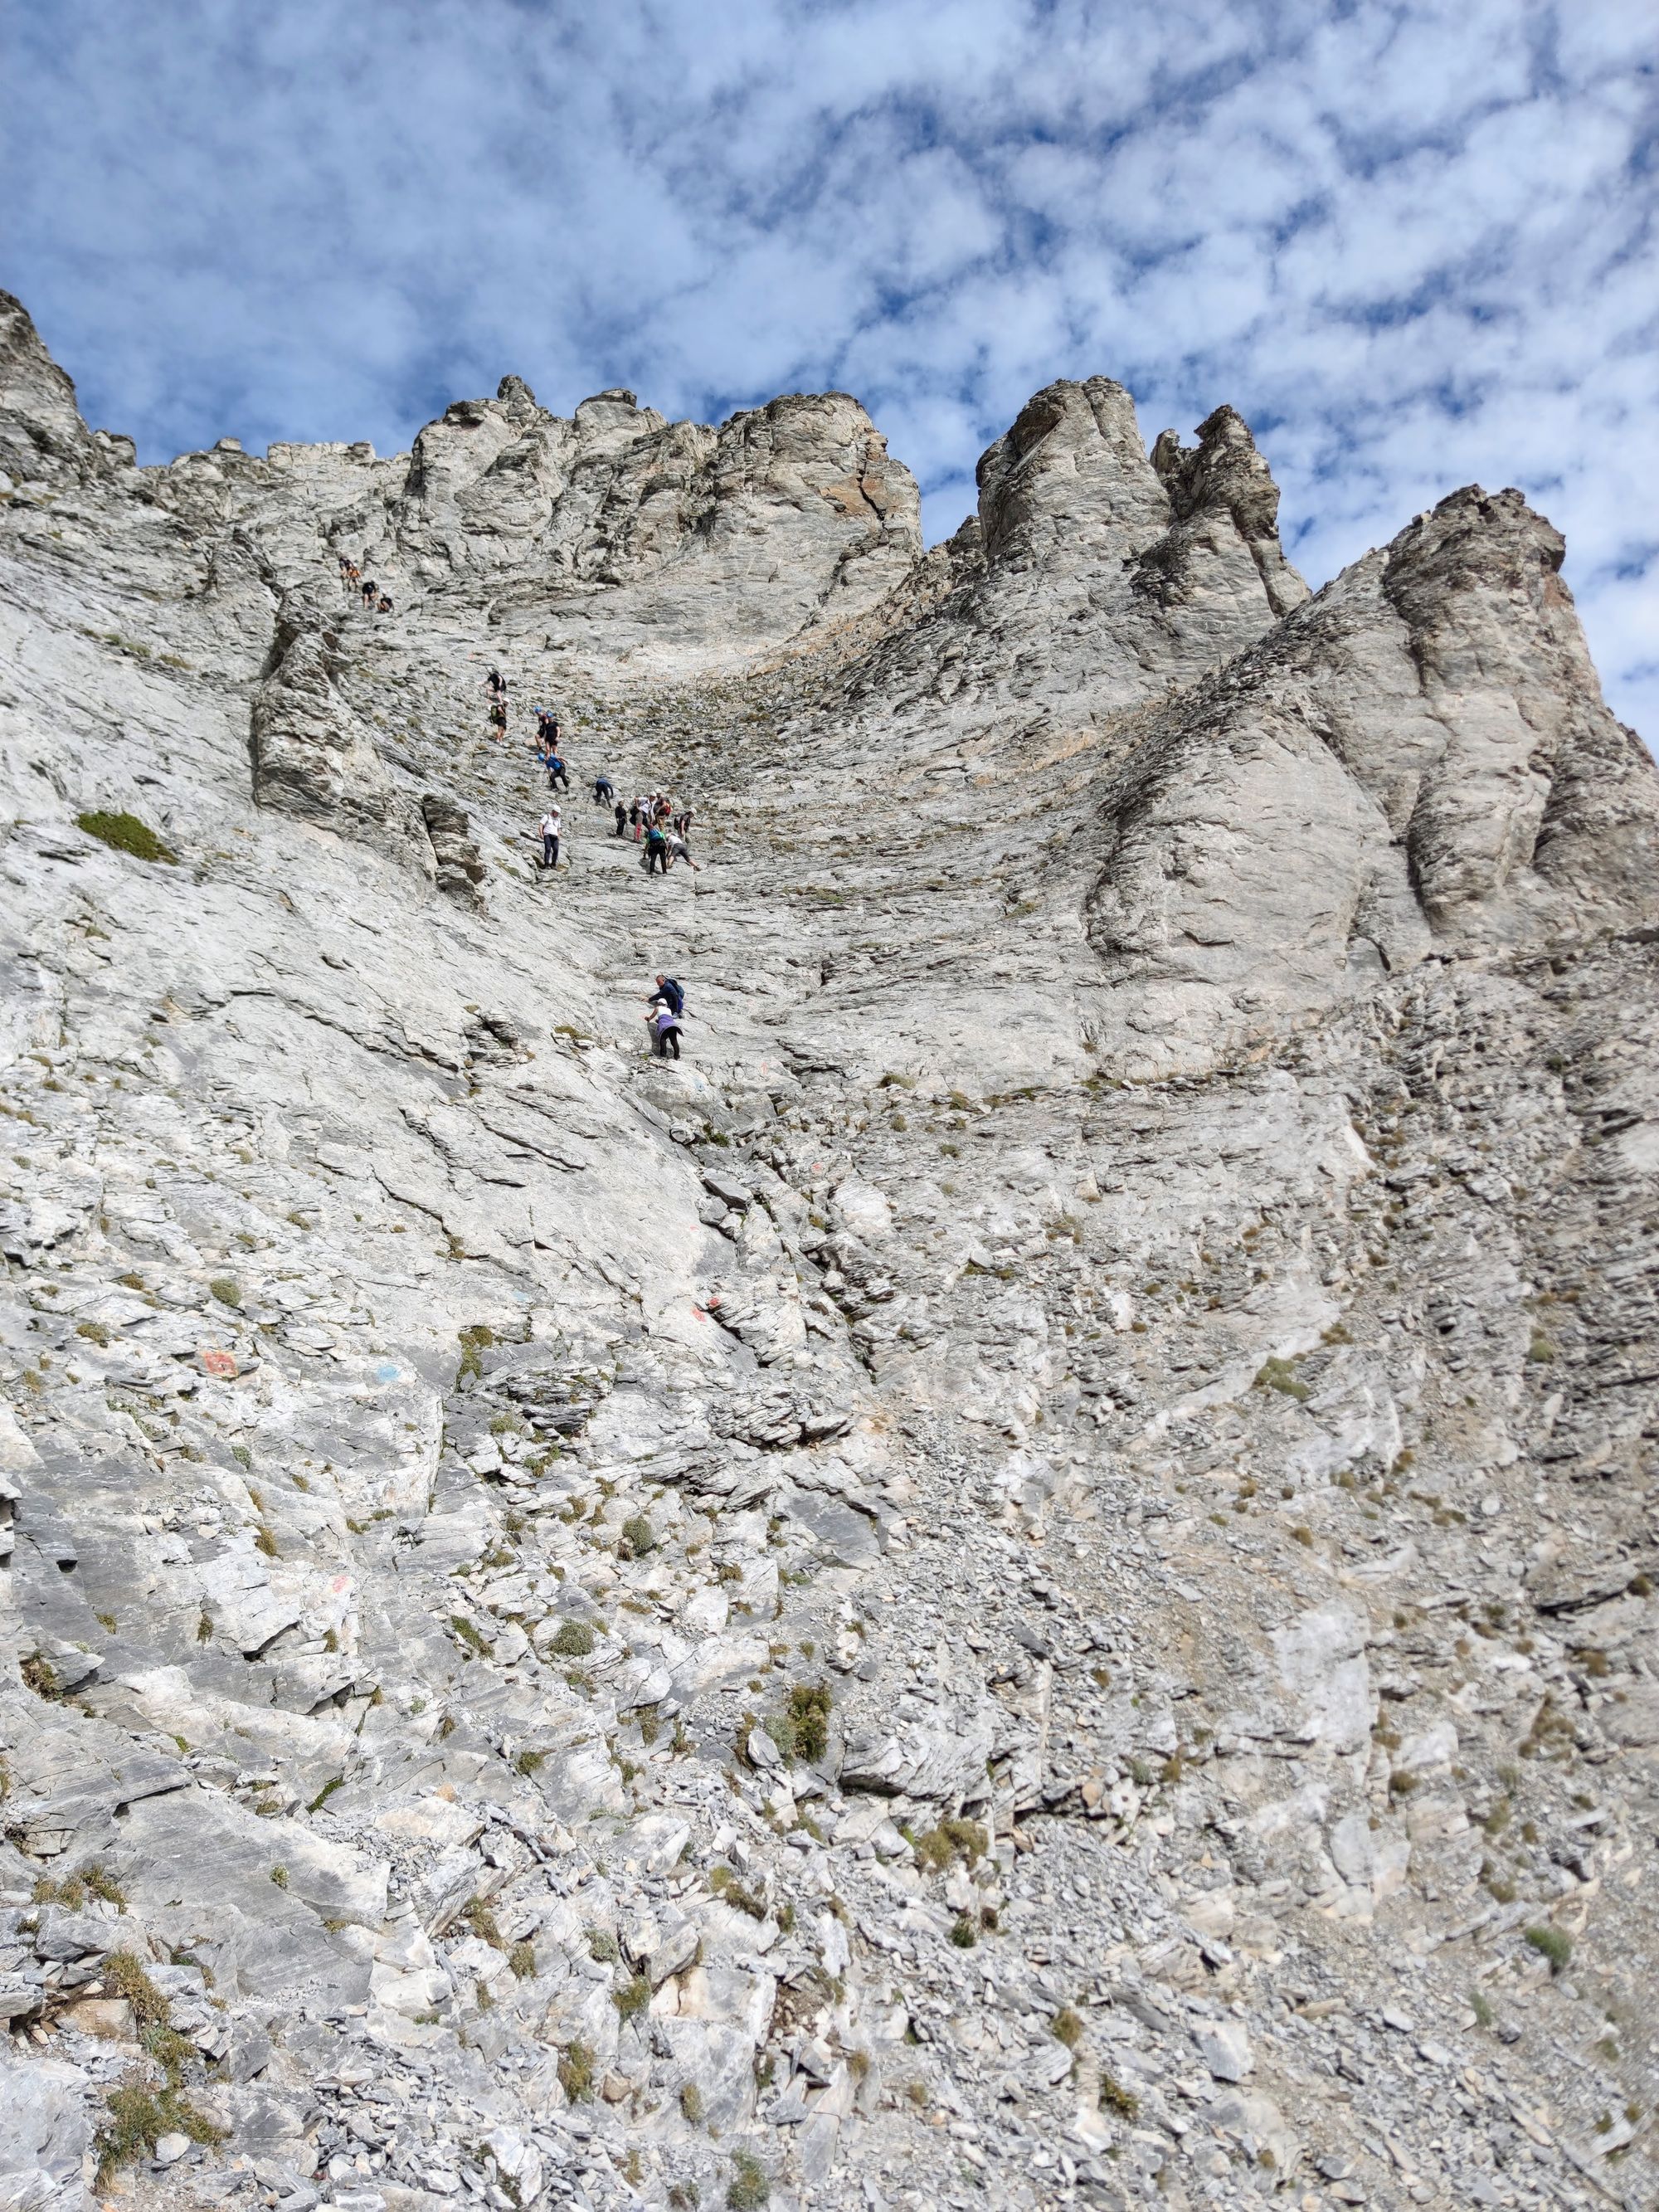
[2, 285, 1657, 2212]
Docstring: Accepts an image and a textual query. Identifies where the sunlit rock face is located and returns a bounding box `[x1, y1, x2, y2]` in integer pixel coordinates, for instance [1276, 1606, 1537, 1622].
[2, 286, 1657, 2212]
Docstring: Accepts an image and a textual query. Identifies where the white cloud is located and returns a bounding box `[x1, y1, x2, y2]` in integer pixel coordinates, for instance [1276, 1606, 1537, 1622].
[2, 0, 1653, 733]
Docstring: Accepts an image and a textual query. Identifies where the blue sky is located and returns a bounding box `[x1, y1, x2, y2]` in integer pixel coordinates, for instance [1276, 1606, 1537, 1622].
[4, 0, 1655, 733]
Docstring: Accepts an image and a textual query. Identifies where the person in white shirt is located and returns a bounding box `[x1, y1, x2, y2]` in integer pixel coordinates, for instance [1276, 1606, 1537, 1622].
[538, 807, 562, 870]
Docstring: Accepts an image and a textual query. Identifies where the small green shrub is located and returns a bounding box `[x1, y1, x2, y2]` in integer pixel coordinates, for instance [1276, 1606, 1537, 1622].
[614, 1971, 650, 2020]
[1051, 2006, 1084, 2049]
[763, 1679, 833, 1764]
[727, 2151, 771, 2210]
[708, 1864, 767, 1919]
[77, 811, 177, 865]
[1253, 1356, 1311, 1402]
[552, 1618, 596, 1657]
[461, 1896, 504, 1948]
[95, 2078, 221, 2186]
[35, 1865, 127, 1910]
[680, 2080, 706, 2125]
[101, 1952, 169, 2027]
[621, 1514, 655, 1556]
[1525, 1924, 1572, 1974]
[508, 1940, 536, 1979]
[558, 2038, 596, 2101]
[450, 1615, 489, 1656]
[455, 1323, 494, 1383]
[949, 1914, 978, 1948]
[1101, 2073, 1140, 2120]
[208, 1276, 241, 1308]
[912, 1817, 989, 1873]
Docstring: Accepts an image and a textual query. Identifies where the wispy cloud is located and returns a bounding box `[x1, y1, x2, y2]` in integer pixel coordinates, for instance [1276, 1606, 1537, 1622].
[3, 0, 1654, 731]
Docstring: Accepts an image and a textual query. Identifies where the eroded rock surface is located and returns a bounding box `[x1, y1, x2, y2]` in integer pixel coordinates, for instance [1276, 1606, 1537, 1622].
[2, 289, 1657, 2212]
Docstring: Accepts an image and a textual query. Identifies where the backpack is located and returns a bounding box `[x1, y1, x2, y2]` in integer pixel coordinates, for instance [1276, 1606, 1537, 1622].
[662, 976, 684, 1015]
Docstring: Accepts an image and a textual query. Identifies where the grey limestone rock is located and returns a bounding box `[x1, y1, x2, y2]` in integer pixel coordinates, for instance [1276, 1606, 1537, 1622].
[0, 295, 1655, 2212]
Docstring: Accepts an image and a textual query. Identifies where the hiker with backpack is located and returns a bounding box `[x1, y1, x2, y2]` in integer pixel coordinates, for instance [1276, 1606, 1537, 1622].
[643, 818, 670, 875]
[645, 975, 684, 1059]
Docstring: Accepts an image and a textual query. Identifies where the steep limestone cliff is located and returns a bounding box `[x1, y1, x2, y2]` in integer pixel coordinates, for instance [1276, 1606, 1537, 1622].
[2, 290, 1657, 2212]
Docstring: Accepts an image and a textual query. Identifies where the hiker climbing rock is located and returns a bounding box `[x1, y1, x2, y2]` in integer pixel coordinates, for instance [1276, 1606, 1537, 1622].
[643, 819, 670, 874]
[646, 975, 684, 1056]
[646, 997, 682, 1059]
[538, 805, 562, 869]
[593, 773, 614, 804]
[545, 749, 569, 792]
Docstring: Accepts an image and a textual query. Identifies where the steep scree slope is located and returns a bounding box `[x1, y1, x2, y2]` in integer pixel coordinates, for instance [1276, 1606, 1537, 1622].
[2, 289, 1658, 2212]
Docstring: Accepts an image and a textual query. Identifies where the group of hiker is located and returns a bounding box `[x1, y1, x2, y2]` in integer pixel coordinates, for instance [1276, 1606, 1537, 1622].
[336, 551, 392, 615]
[615, 792, 699, 874]
[317, 558, 695, 1058]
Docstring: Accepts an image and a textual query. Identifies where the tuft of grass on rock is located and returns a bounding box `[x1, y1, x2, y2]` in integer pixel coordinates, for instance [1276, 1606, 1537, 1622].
[1253, 1355, 1311, 1402]
[1100, 2073, 1140, 2121]
[95, 2078, 221, 2187]
[727, 2151, 771, 2210]
[557, 2038, 595, 2102]
[613, 1970, 650, 2020]
[912, 1817, 988, 1873]
[455, 1323, 494, 1384]
[1525, 1924, 1572, 1974]
[77, 810, 177, 865]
